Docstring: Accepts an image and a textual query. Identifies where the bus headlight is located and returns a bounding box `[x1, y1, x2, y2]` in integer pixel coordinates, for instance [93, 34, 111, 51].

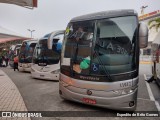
[19, 63, 22, 67]
[62, 81, 69, 87]
[51, 69, 60, 74]
[121, 88, 134, 95]
[31, 68, 35, 72]
[113, 88, 134, 95]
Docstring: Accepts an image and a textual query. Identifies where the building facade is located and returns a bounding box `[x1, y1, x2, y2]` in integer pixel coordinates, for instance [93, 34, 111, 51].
[139, 10, 160, 56]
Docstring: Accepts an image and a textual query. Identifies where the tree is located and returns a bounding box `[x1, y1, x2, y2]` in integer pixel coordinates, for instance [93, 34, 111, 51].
[148, 17, 160, 32]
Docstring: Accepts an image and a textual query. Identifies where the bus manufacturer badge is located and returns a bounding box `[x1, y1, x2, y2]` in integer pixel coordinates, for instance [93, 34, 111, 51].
[87, 90, 92, 95]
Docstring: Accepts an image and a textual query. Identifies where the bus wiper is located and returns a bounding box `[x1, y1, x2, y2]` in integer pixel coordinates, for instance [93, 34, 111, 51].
[73, 42, 79, 63]
[93, 47, 112, 81]
[70, 42, 78, 76]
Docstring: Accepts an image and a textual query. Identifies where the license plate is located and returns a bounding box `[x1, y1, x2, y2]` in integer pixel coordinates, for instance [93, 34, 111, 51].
[82, 98, 96, 104]
[40, 75, 45, 77]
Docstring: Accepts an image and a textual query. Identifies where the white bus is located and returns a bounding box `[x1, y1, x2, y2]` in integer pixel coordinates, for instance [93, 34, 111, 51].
[31, 30, 64, 80]
[58, 10, 148, 111]
[18, 39, 37, 72]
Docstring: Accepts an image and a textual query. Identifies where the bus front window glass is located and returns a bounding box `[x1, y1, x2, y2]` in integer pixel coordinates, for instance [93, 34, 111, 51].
[61, 21, 94, 75]
[33, 36, 63, 65]
[19, 42, 27, 63]
[27, 43, 36, 62]
[93, 16, 137, 74]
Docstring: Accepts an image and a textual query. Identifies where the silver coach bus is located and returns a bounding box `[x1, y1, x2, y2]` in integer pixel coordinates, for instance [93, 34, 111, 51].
[59, 9, 148, 111]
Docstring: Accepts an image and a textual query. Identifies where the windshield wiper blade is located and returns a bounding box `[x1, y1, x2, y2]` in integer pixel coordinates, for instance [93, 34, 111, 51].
[70, 43, 79, 76]
[93, 49, 112, 81]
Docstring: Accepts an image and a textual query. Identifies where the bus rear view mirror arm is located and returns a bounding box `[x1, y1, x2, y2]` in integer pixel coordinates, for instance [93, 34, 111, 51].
[47, 33, 55, 49]
[139, 22, 148, 48]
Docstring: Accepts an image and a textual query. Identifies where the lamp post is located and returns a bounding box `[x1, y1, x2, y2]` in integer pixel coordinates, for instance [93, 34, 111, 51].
[27, 29, 35, 38]
[140, 5, 148, 15]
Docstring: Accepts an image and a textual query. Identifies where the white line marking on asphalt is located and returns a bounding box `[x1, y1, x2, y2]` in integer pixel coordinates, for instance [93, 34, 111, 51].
[155, 101, 160, 111]
[144, 74, 160, 111]
[137, 98, 154, 101]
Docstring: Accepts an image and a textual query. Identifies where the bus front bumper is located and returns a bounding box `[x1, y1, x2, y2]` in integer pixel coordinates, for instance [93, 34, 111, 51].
[18, 66, 31, 72]
[31, 69, 59, 81]
[18, 63, 32, 72]
[59, 82, 138, 111]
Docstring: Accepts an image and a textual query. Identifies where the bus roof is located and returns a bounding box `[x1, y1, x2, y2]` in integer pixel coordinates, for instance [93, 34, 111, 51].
[23, 39, 38, 43]
[70, 9, 137, 22]
[41, 30, 64, 40]
[43, 33, 51, 38]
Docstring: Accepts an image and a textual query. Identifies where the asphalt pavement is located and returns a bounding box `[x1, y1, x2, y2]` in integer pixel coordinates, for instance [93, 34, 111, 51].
[0, 64, 160, 120]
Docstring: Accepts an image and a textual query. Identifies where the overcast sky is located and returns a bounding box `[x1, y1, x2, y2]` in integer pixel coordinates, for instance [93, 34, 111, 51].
[0, 0, 160, 38]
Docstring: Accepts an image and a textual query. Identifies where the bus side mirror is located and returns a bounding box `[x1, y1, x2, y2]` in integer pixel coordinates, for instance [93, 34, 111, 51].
[47, 33, 60, 50]
[139, 22, 148, 48]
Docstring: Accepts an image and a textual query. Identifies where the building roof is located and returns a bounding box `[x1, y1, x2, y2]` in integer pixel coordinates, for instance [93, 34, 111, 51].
[0, 0, 37, 9]
[0, 26, 29, 43]
[0, 26, 24, 38]
[139, 10, 160, 21]
[139, 10, 160, 42]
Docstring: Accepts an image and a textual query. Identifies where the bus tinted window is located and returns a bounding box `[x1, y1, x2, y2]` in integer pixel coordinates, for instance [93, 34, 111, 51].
[93, 16, 137, 74]
[61, 16, 138, 75]
[33, 34, 63, 65]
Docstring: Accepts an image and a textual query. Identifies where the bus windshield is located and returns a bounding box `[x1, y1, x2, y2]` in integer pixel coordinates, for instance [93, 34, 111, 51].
[33, 37, 63, 65]
[8, 44, 21, 61]
[19, 42, 37, 63]
[61, 16, 138, 76]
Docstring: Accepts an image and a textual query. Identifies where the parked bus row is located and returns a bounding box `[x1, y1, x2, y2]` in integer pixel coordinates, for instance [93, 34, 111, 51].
[7, 9, 149, 111]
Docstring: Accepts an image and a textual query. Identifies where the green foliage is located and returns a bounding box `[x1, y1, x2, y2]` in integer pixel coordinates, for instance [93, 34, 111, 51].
[0, 51, 7, 56]
[148, 18, 160, 32]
